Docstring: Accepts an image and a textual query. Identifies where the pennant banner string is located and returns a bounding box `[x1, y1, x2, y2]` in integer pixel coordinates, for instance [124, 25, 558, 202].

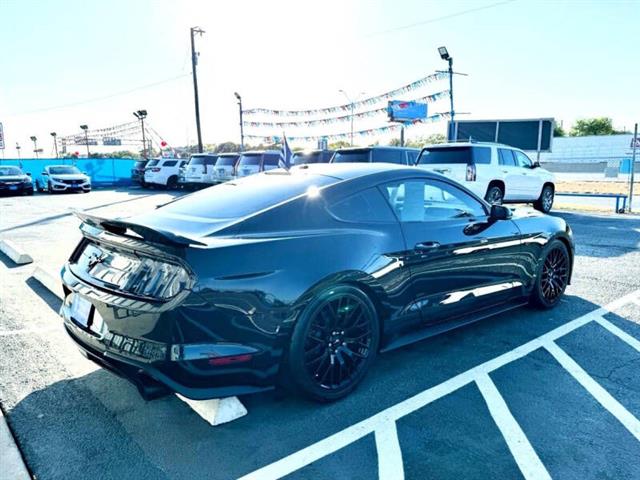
[243, 72, 448, 117]
[243, 91, 449, 129]
[244, 113, 450, 143]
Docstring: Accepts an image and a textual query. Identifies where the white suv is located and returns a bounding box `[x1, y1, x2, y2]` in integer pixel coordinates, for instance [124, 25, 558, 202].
[180, 153, 218, 188]
[144, 158, 187, 189]
[416, 142, 555, 212]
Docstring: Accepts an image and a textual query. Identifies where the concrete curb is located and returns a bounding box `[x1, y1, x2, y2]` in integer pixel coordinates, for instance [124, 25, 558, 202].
[176, 395, 248, 426]
[0, 409, 30, 480]
[0, 239, 33, 265]
[31, 266, 63, 300]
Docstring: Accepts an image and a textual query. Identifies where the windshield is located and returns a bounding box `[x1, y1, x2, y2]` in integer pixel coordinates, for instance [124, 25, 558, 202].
[238, 154, 261, 166]
[216, 156, 239, 166]
[292, 152, 321, 165]
[49, 166, 81, 175]
[418, 146, 491, 165]
[0, 166, 23, 176]
[161, 172, 336, 219]
[332, 150, 371, 163]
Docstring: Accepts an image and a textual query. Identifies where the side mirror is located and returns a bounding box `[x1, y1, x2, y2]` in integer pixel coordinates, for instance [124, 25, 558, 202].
[26, 172, 32, 176]
[490, 204, 512, 220]
[42, 172, 48, 176]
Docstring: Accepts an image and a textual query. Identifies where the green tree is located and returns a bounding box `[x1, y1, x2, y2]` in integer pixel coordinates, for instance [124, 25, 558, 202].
[553, 124, 566, 137]
[214, 142, 241, 153]
[569, 117, 620, 136]
[329, 140, 351, 149]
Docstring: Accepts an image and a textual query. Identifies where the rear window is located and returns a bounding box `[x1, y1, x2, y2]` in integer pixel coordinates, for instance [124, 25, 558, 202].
[372, 149, 406, 164]
[162, 160, 178, 167]
[238, 154, 261, 166]
[264, 155, 280, 166]
[332, 150, 371, 163]
[189, 155, 216, 166]
[418, 146, 491, 165]
[134, 161, 147, 169]
[293, 152, 322, 165]
[160, 173, 337, 219]
[216, 156, 239, 166]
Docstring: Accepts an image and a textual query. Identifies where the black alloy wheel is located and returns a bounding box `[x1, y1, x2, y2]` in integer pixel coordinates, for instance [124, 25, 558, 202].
[485, 185, 504, 205]
[530, 240, 569, 308]
[534, 185, 554, 213]
[286, 285, 379, 402]
[166, 176, 178, 190]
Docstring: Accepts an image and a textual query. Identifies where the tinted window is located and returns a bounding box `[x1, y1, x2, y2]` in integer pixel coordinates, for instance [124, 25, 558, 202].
[514, 151, 533, 168]
[321, 151, 334, 162]
[498, 149, 516, 166]
[382, 179, 486, 222]
[418, 146, 490, 165]
[329, 188, 395, 223]
[332, 150, 371, 163]
[264, 155, 280, 166]
[146, 160, 159, 167]
[238, 154, 261, 166]
[0, 166, 23, 176]
[292, 152, 321, 165]
[473, 147, 491, 164]
[49, 166, 81, 175]
[216, 156, 239, 166]
[161, 173, 337, 219]
[189, 155, 217, 166]
[372, 149, 405, 164]
[406, 151, 418, 165]
[162, 160, 178, 167]
[133, 161, 147, 169]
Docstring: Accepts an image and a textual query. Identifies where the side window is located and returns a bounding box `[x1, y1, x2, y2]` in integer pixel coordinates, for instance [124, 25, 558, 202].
[498, 149, 516, 166]
[373, 149, 404, 164]
[406, 151, 418, 165]
[472, 147, 491, 164]
[514, 151, 533, 168]
[163, 160, 177, 167]
[328, 188, 396, 223]
[264, 155, 280, 166]
[382, 179, 486, 222]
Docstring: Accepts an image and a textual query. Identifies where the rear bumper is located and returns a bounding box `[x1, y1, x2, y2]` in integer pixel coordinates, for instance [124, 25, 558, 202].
[59, 263, 278, 400]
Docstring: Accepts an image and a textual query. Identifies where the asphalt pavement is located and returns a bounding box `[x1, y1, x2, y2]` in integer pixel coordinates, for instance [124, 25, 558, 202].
[0, 188, 639, 480]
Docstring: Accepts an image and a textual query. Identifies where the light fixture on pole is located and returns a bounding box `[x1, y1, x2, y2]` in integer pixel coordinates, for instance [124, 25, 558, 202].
[339, 90, 366, 147]
[16, 142, 21, 159]
[234, 92, 244, 152]
[50, 132, 59, 158]
[438, 46, 455, 141]
[133, 110, 148, 159]
[190, 26, 205, 153]
[30, 136, 38, 158]
[80, 125, 90, 157]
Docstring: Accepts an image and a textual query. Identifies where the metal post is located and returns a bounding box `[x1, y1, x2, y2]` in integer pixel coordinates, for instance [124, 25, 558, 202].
[190, 27, 205, 153]
[141, 116, 147, 159]
[629, 123, 637, 213]
[51, 132, 59, 158]
[448, 57, 454, 141]
[16, 143, 21, 160]
[350, 102, 354, 146]
[235, 93, 244, 151]
[84, 130, 90, 157]
[400, 125, 405, 146]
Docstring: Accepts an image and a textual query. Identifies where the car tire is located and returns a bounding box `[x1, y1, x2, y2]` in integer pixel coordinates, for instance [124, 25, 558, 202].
[166, 176, 178, 190]
[529, 239, 570, 309]
[534, 185, 554, 213]
[284, 284, 380, 402]
[47, 181, 53, 194]
[485, 185, 504, 205]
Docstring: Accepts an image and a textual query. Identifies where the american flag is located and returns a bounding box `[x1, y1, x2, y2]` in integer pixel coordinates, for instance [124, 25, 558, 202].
[278, 134, 293, 170]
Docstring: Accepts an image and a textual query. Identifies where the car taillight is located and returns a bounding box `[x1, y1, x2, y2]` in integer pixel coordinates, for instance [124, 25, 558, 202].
[466, 163, 476, 182]
[151, 168, 161, 172]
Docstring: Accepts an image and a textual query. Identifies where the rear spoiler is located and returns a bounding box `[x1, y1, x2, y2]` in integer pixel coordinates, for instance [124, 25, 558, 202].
[73, 210, 206, 247]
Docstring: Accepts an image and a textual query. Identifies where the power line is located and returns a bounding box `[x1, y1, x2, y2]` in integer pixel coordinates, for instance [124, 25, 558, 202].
[11, 74, 190, 116]
[366, 0, 518, 37]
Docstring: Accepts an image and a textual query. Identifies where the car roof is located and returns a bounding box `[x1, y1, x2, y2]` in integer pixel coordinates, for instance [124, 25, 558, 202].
[293, 149, 334, 155]
[423, 141, 514, 149]
[240, 150, 280, 155]
[335, 146, 420, 152]
[290, 162, 428, 181]
[46, 164, 75, 169]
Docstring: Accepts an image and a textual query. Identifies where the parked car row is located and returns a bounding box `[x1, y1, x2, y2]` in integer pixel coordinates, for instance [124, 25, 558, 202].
[0, 164, 92, 196]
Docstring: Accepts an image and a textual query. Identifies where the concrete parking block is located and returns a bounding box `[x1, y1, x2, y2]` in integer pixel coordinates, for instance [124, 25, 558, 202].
[0, 239, 33, 265]
[31, 265, 63, 300]
[176, 394, 248, 426]
[0, 409, 30, 480]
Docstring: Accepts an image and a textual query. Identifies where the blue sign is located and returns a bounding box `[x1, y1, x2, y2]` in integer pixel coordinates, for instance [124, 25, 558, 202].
[387, 100, 428, 122]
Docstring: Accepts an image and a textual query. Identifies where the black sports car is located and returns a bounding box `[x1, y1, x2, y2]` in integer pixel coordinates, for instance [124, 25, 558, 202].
[60, 164, 574, 402]
[0, 165, 34, 196]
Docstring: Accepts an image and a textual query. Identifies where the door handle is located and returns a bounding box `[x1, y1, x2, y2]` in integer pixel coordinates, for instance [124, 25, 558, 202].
[502, 170, 509, 174]
[415, 241, 440, 251]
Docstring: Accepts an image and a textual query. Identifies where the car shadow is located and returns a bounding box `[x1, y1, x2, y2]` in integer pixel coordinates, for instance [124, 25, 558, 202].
[0, 251, 24, 269]
[7, 293, 639, 479]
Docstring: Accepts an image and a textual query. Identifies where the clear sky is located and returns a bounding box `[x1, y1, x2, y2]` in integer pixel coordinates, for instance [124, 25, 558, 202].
[1, 0, 638, 157]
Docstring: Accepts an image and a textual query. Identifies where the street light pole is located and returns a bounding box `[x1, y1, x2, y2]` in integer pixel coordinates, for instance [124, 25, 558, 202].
[190, 26, 205, 153]
[629, 123, 637, 213]
[50, 132, 58, 158]
[133, 110, 148, 159]
[16, 142, 21, 159]
[339, 90, 365, 147]
[80, 125, 90, 157]
[438, 46, 455, 141]
[234, 92, 244, 151]
[30, 136, 38, 158]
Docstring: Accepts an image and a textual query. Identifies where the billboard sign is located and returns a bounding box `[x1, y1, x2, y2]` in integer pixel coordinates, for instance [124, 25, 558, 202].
[449, 118, 554, 152]
[0, 122, 4, 149]
[387, 100, 428, 122]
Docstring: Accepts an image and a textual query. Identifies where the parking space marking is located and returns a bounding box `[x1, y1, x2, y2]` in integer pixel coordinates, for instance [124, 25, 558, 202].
[595, 317, 640, 353]
[545, 341, 640, 441]
[374, 421, 404, 480]
[240, 288, 640, 480]
[476, 374, 551, 480]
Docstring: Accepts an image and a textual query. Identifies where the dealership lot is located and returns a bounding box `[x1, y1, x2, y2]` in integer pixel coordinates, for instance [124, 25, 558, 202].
[1, 189, 639, 479]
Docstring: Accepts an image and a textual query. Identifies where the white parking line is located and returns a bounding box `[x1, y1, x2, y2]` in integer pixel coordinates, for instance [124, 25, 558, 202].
[374, 421, 404, 480]
[476, 374, 550, 480]
[596, 317, 640, 353]
[239, 288, 640, 480]
[545, 341, 640, 442]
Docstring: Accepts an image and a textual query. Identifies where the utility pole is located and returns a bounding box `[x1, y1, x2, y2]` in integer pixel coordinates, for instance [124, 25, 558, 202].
[30, 136, 38, 158]
[234, 92, 244, 151]
[133, 110, 148, 159]
[190, 26, 205, 153]
[16, 142, 21, 159]
[630, 123, 637, 213]
[438, 47, 455, 141]
[50, 132, 58, 158]
[80, 125, 90, 157]
[339, 90, 365, 147]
